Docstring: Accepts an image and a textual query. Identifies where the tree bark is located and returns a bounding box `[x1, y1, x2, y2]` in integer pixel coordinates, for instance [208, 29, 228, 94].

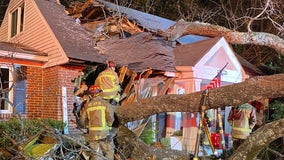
[228, 118, 284, 160]
[157, 19, 284, 56]
[116, 74, 284, 123]
[114, 73, 284, 159]
[115, 125, 190, 159]
[117, 118, 284, 159]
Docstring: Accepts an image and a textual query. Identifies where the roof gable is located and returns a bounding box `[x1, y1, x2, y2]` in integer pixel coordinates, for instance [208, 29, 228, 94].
[34, 0, 106, 64]
[192, 37, 245, 83]
[0, 0, 69, 67]
[0, 0, 106, 67]
[174, 37, 220, 66]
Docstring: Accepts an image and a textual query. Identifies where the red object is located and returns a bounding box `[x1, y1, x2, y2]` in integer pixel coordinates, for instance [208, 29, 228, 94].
[89, 85, 102, 94]
[166, 114, 175, 128]
[183, 112, 197, 127]
[211, 133, 222, 149]
[206, 63, 228, 89]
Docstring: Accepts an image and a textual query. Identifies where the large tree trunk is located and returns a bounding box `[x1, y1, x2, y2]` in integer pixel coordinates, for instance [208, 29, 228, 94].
[116, 74, 284, 123]
[116, 116, 284, 159]
[228, 118, 284, 160]
[114, 74, 284, 159]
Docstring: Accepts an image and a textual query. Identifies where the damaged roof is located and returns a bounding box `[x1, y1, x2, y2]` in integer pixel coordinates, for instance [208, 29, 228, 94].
[97, 32, 176, 72]
[34, 0, 106, 64]
[31, 0, 262, 75]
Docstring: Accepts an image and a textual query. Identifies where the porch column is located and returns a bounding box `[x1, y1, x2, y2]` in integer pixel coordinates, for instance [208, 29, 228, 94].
[181, 78, 201, 153]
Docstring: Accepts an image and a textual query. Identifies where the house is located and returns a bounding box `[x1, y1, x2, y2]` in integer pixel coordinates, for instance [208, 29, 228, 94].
[0, 1, 262, 149]
[0, 0, 107, 133]
[0, 0, 179, 134]
[98, 0, 265, 153]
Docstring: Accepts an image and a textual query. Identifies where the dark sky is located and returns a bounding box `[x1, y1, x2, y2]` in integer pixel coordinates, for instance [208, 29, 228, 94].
[0, 0, 9, 25]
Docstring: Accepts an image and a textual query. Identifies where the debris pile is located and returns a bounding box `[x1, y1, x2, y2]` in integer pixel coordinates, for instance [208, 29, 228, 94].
[66, 0, 143, 45]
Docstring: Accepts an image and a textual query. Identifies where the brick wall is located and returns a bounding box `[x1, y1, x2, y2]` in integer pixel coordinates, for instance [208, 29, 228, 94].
[26, 65, 84, 132]
[26, 66, 44, 118]
[57, 65, 84, 132]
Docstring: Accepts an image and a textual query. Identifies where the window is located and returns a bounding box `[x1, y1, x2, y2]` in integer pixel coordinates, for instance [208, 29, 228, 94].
[10, 3, 24, 38]
[0, 68, 10, 111]
[0, 65, 26, 114]
[13, 65, 27, 114]
[0, 67, 12, 113]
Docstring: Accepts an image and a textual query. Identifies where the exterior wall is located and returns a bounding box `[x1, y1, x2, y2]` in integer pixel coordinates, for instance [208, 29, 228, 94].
[0, 0, 18, 40]
[26, 65, 83, 132]
[166, 76, 202, 152]
[57, 65, 84, 132]
[26, 66, 44, 118]
[0, 0, 68, 67]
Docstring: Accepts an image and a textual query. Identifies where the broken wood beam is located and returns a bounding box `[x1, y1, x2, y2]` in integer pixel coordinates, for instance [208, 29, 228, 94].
[122, 71, 137, 98]
[158, 78, 174, 96]
[118, 66, 128, 84]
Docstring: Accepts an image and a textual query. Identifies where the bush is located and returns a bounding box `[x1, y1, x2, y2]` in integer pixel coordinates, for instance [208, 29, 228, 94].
[270, 100, 284, 120]
[0, 118, 65, 148]
[139, 123, 155, 145]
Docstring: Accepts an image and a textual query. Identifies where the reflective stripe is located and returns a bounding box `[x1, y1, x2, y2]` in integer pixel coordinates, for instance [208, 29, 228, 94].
[98, 71, 119, 93]
[87, 105, 109, 131]
[232, 127, 251, 132]
[89, 126, 111, 131]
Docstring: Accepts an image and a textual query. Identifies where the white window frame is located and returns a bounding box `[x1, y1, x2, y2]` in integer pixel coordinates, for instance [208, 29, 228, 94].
[0, 64, 14, 114]
[9, 2, 25, 38]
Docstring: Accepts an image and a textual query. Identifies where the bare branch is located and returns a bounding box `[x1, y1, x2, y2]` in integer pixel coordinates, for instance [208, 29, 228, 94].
[247, 0, 271, 32]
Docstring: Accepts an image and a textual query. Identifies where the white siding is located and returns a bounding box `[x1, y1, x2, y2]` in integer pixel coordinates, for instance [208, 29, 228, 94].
[0, 0, 68, 67]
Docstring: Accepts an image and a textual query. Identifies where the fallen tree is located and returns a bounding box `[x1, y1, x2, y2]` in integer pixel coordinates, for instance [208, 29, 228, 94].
[115, 73, 284, 159]
[157, 19, 284, 56]
[117, 74, 284, 122]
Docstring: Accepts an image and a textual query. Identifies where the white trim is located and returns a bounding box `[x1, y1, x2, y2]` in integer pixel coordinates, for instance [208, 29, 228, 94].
[0, 65, 13, 114]
[62, 86, 69, 134]
[0, 50, 48, 62]
[8, 2, 25, 40]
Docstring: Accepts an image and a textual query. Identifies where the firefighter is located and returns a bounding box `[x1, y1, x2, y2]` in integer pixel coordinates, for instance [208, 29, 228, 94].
[95, 61, 121, 146]
[228, 103, 257, 151]
[95, 60, 121, 106]
[81, 85, 115, 160]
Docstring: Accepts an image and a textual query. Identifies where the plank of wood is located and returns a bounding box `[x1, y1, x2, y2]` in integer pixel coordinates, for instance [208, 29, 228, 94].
[121, 91, 136, 106]
[122, 71, 137, 98]
[118, 66, 128, 84]
[158, 78, 174, 96]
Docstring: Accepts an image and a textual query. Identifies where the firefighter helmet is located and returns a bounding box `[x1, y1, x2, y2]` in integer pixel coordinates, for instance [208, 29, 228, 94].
[89, 85, 102, 96]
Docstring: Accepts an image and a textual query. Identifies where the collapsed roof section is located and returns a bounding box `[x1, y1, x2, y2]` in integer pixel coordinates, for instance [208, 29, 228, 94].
[65, 0, 176, 72]
[64, 0, 262, 76]
[97, 32, 176, 72]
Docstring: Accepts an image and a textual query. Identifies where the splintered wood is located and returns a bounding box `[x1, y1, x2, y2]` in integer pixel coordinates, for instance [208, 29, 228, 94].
[66, 0, 143, 39]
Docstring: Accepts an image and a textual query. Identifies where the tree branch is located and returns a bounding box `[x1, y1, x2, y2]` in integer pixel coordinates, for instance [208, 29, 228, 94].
[157, 19, 284, 56]
[229, 118, 284, 160]
[116, 74, 284, 123]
